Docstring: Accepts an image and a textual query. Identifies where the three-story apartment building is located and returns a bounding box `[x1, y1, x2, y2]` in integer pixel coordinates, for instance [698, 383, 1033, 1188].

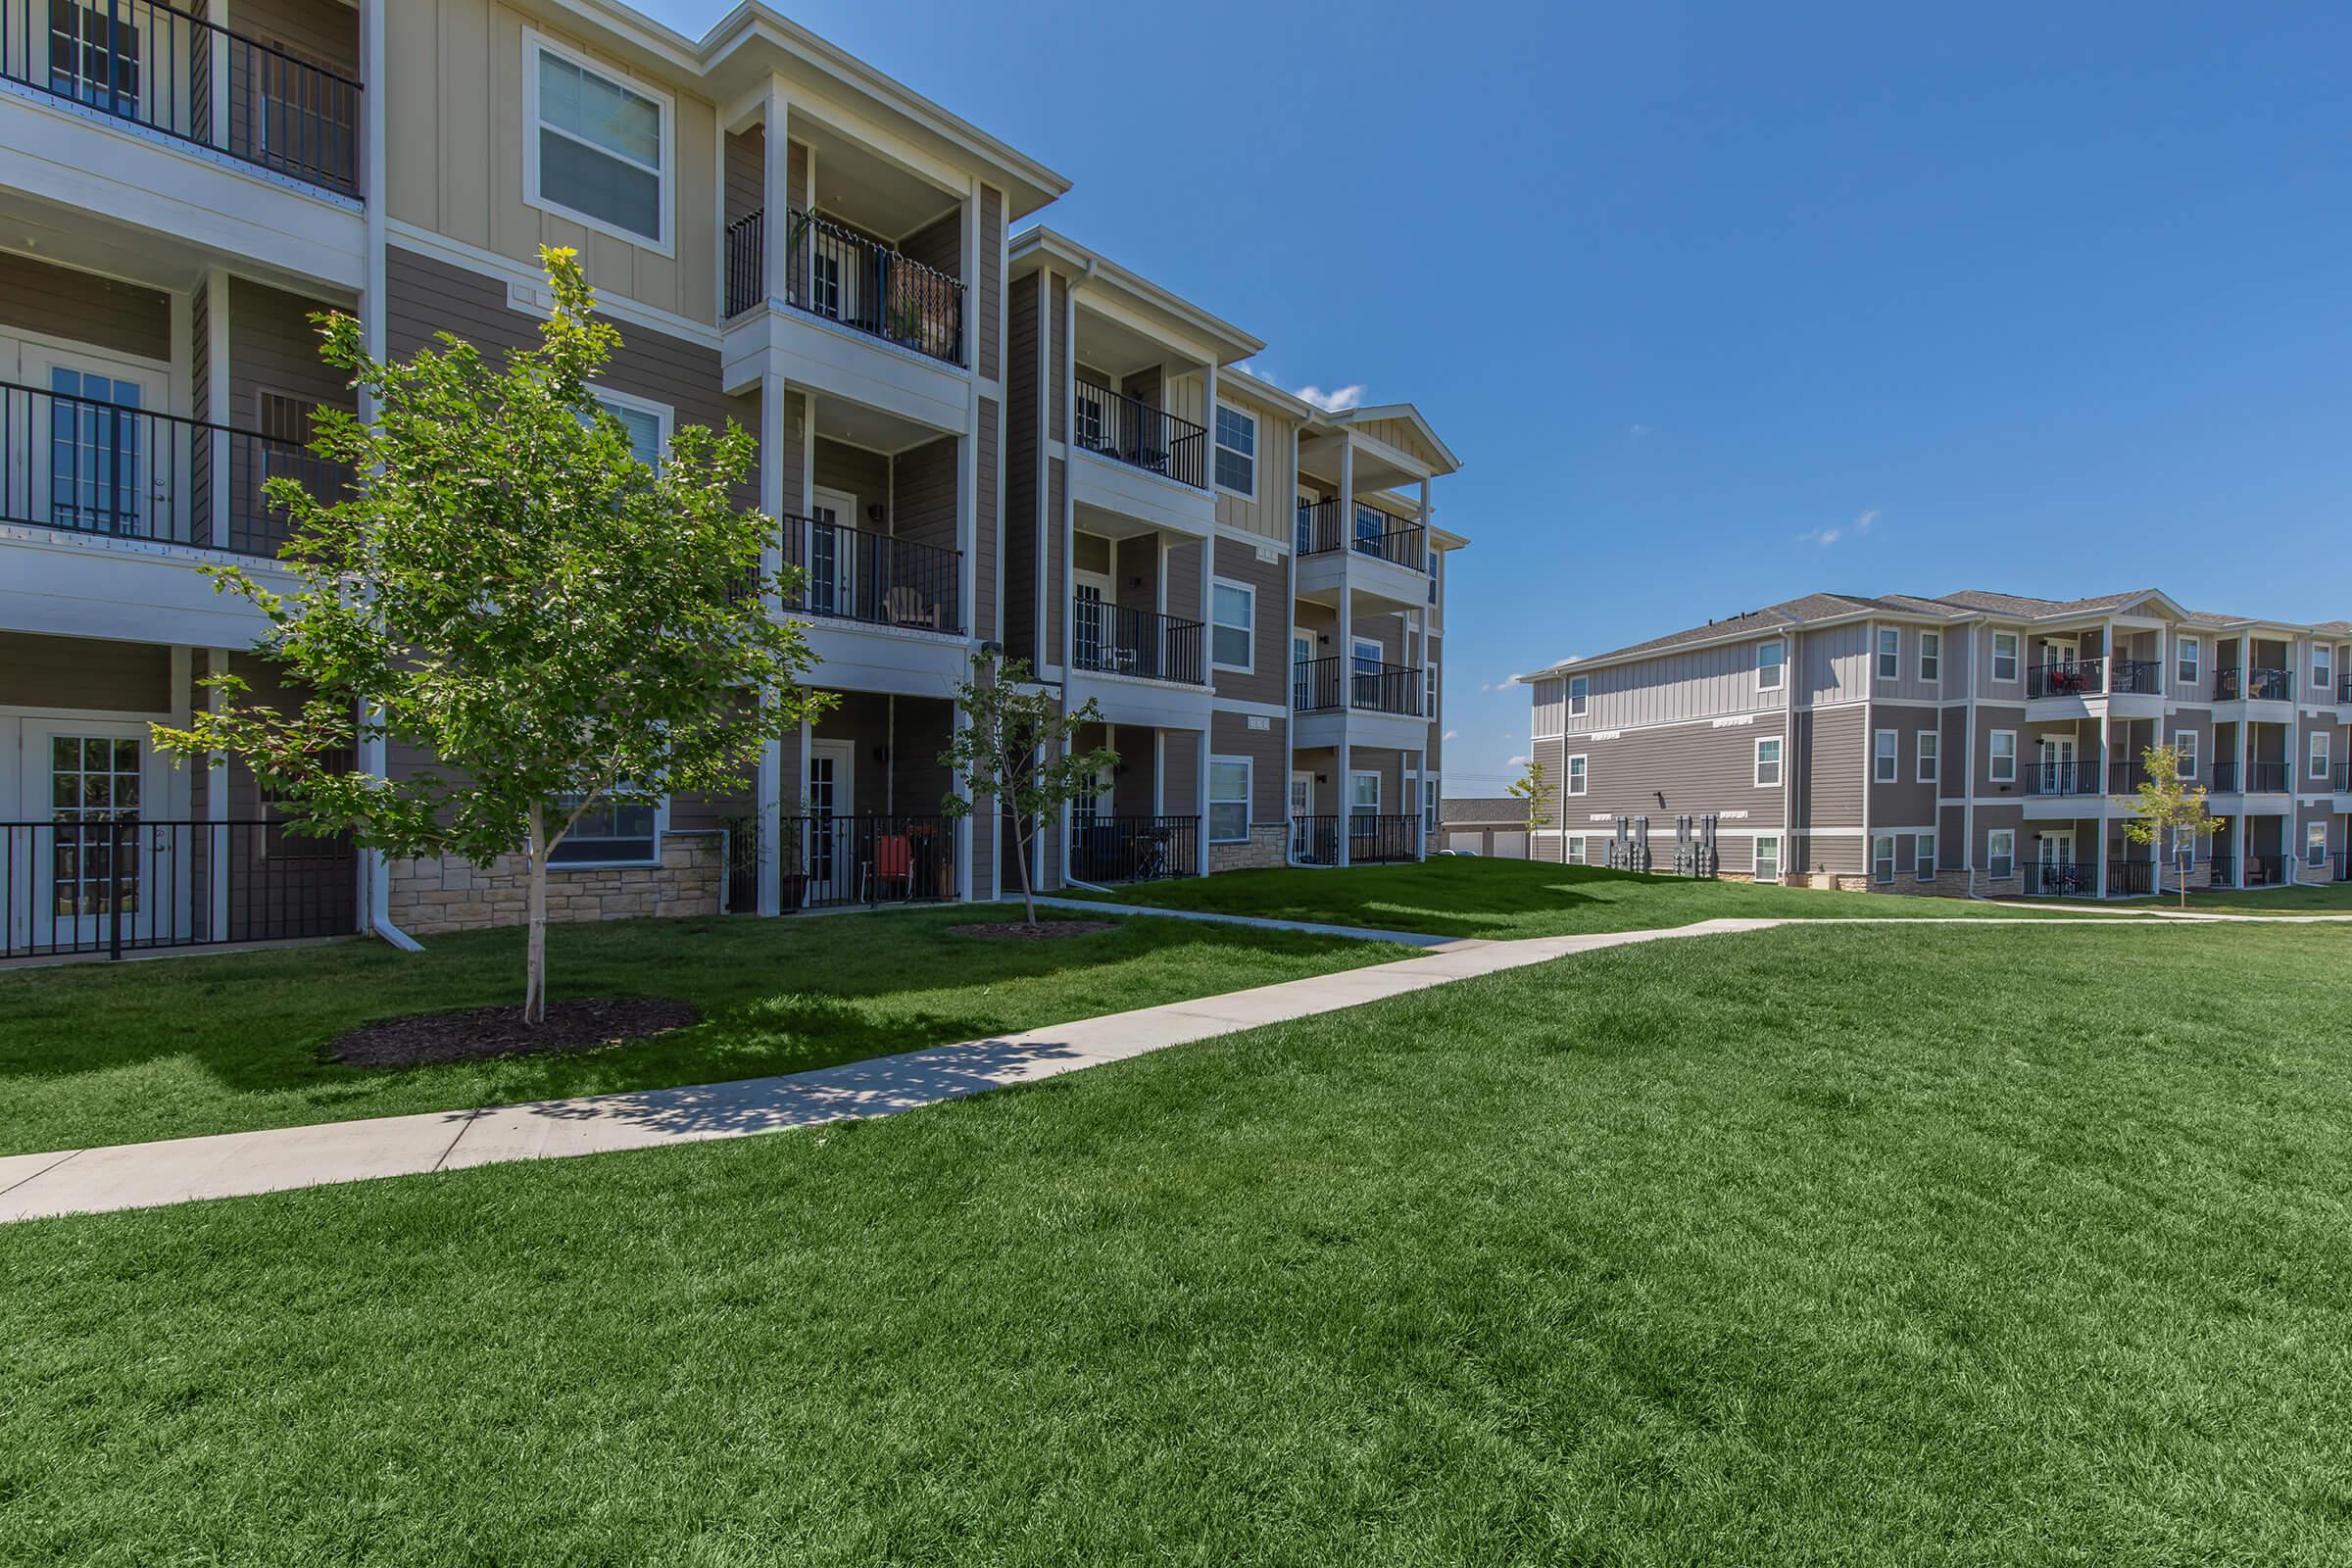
[0, 0, 1463, 958]
[1524, 589, 2352, 900]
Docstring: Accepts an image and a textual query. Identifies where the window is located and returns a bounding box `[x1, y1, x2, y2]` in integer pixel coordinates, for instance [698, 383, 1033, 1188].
[1568, 674, 1589, 717]
[1920, 631, 1941, 683]
[2317, 645, 2334, 696]
[590, 388, 669, 472]
[1753, 834, 1782, 884]
[1754, 736, 1783, 788]
[1210, 580, 1253, 670]
[2174, 729, 2198, 780]
[2311, 728, 2331, 782]
[1213, 404, 1256, 496]
[1987, 829, 2015, 880]
[1349, 771, 1380, 820]
[1425, 664, 1438, 717]
[1917, 729, 1938, 784]
[1874, 729, 1898, 783]
[2308, 822, 2330, 868]
[1566, 755, 1588, 796]
[1915, 831, 1936, 882]
[1877, 627, 1899, 680]
[1873, 834, 1896, 884]
[1756, 641, 1786, 691]
[2177, 635, 2201, 689]
[526, 35, 670, 251]
[1992, 632, 2020, 683]
[1422, 778, 1438, 833]
[1565, 834, 1588, 865]
[1989, 729, 2017, 784]
[2173, 823, 2199, 864]
[549, 792, 660, 865]
[1208, 759, 1250, 843]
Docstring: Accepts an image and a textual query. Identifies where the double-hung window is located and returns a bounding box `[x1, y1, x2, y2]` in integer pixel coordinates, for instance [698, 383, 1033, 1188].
[527, 36, 670, 251]
[1916, 730, 1938, 784]
[1919, 631, 1940, 683]
[1877, 627, 1900, 680]
[2174, 729, 2198, 780]
[1987, 829, 2015, 880]
[2311, 728, 2332, 782]
[590, 388, 669, 472]
[1753, 834, 1782, 883]
[1754, 737, 1783, 788]
[1566, 755, 1589, 796]
[2177, 635, 2201, 690]
[1874, 729, 1898, 783]
[1207, 759, 1250, 844]
[2317, 645, 2334, 699]
[1565, 834, 1588, 865]
[1568, 674, 1590, 717]
[2308, 822, 2330, 868]
[1915, 831, 1936, 882]
[1992, 632, 2020, 684]
[1213, 404, 1256, 496]
[1349, 772, 1380, 822]
[1873, 834, 1896, 884]
[1210, 580, 1253, 670]
[1989, 730, 2017, 784]
[550, 792, 660, 865]
[1756, 641, 1786, 691]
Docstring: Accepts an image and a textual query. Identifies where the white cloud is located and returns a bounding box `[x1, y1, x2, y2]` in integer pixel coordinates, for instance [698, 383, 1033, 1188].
[1798, 526, 1841, 548]
[1443, 729, 1459, 741]
[1628, 423, 1655, 437]
[1855, 509, 1880, 533]
[1295, 383, 1366, 413]
[1507, 755, 1532, 768]
[1479, 681, 1494, 693]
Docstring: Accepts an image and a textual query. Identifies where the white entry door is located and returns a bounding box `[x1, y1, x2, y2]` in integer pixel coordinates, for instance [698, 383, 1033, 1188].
[1073, 568, 1113, 670]
[17, 721, 177, 950]
[806, 740, 857, 898]
[807, 488, 858, 616]
[16, 347, 172, 542]
[2036, 735, 2077, 793]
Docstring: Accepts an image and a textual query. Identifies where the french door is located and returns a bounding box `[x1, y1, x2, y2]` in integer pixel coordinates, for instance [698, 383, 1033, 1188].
[806, 489, 858, 616]
[1073, 570, 1112, 670]
[2036, 736, 2076, 793]
[11, 348, 172, 541]
[17, 722, 177, 950]
[806, 741, 857, 898]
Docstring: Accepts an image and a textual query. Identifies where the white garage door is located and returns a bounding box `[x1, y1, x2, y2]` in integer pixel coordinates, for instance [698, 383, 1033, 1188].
[1491, 831, 1528, 859]
[1446, 830, 1485, 853]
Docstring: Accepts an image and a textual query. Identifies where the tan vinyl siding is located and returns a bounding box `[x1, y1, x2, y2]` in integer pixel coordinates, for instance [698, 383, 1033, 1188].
[892, 437, 957, 560]
[1166, 379, 1297, 544]
[0, 255, 170, 363]
[723, 128, 762, 228]
[1530, 675, 1567, 738]
[0, 633, 171, 711]
[1869, 622, 1952, 704]
[1561, 634, 1790, 734]
[1209, 537, 1289, 707]
[384, 0, 718, 323]
[1800, 622, 1871, 703]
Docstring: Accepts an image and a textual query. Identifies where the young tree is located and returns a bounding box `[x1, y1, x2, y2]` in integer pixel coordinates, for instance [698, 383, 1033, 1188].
[939, 653, 1117, 927]
[1505, 757, 1553, 836]
[154, 246, 829, 1023]
[2115, 741, 2224, 909]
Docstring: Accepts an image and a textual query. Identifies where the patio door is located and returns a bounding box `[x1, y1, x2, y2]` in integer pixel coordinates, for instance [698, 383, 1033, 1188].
[2036, 832, 2077, 896]
[17, 348, 172, 541]
[2036, 735, 2076, 793]
[16, 722, 174, 950]
[807, 488, 858, 616]
[806, 741, 857, 900]
[1289, 771, 1313, 856]
[1072, 569, 1112, 671]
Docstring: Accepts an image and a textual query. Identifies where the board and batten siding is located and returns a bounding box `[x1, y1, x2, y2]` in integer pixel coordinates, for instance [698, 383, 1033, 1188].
[1558, 636, 1789, 735]
[1164, 376, 1298, 546]
[1798, 623, 1871, 703]
[1866, 621, 1952, 705]
[384, 0, 718, 324]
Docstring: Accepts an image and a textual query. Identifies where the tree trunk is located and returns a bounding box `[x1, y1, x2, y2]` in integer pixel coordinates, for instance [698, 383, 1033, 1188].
[525, 802, 549, 1026]
[1012, 814, 1038, 927]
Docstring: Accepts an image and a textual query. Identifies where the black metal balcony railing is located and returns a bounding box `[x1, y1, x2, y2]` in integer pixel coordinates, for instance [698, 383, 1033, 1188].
[2334, 850, 2351, 883]
[2028, 861, 2093, 898]
[1, 0, 361, 195]
[2206, 856, 2235, 888]
[1069, 814, 1198, 884]
[2106, 857, 2154, 898]
[1291, 657, 1423, 717]
[2336, 761, 2352, 794]
[2, 816, 355, 959]
[2338, 673, 2352, 706]
[775, 514, 961, 635]
[730, 206, 964, 367]
[0, 379, 338, 556]
[1072, 383, 1206, 490]
[1071, 599, 1204, 685]
[1291, 814, 1339, 867]
[2027, 659, 2104, 698]
[2215, 668, 2293, 701]
[1347, 813, 1420, 864]
[2245, 854, 2286, 887]
[2212, 760, 2289, 793]
[783, 813, 955, 909]
[2110, 660, 2163, 695]
[1295, 498, 1428, 569]
[2026, 760, 2102, 797]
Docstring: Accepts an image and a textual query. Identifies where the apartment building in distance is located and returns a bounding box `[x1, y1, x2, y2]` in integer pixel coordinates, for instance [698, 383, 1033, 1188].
[1523, 590, 2352, 899]
[0, 0, 1462, 959]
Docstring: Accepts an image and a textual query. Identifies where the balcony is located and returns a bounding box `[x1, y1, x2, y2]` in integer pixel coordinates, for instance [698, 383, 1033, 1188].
[2025, 760, 2103, 797]
[783, 813, 956, 910]
[2215, 668, 2292, 702]
[2026, 659, 2103, 699]
[1296, 498, 1425, 568]
[0, 378, 335, 557]
[1069, 815, 1198, 885]
[2210, 760, 2289, 794]
[2026, 862, 2095, 898]
[725, 207, 964, 368]
[2, 815, 355, 958]
[776, 514, 961, 636]
[2110, 660, 2162, 695]
[1289, 814, 1420, 867]
[1072, 384, 1206, 490]
[1, 1, 360, 197]
[1071, 599, 1204, 685]
[1294, 657, 1421, 717]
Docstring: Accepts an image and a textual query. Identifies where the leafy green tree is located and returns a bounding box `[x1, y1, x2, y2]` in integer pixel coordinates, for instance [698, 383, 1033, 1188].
[2115, 742, 2224, 909]
[1506, 757, 1553, 836]
[939, 653, 1116, 927]
[154, 247, 829, 1022]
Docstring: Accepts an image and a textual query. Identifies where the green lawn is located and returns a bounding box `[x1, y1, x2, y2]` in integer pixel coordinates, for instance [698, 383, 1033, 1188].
[1069, 855, 2137, 937]
[0, 906, 1405, 1156]
[9, 920, 2352, 1564]
[2126, 880, 2352, 914]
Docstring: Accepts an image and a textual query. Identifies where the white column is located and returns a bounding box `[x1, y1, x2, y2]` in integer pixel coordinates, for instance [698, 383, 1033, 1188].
[209, 3, 233, 148]
[1414, 746, 1428, 859]
[1195, 732, 1210, 877]
[204, 270, 232, 549]
[1336, 738, 1352, 868]
[2094, 710, 2111, 898]
[760, 77, 791, 304]
[357, 0, 392, 941]
[1201, 359, 1220, 487]
[754, 370, 788, 915]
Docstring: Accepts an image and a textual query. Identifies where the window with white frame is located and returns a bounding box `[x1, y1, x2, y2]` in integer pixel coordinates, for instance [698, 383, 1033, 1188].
[1992, 631, 2020, 683]
[549, 791, 660, 865]
[2308, 821, 2329, 867]
[1757, 641, 1786, 691]
[1423, 778, 1438, 833]
[1873, 834, 1896, 884]
[1207, 759, 1250, 843]
[1565, 834, 1588, 865]
[1753, 834, 1781, 883]
[1210, 580, 1253, 670]
[1919, 631, 1941, 683]
[1917, 729, 1938, 784]
[1989, 729, 2017, 783]
[1874, 729, 1898, 783]
[1754, 736, 1783, 787]
[590, 387, 669, 472]
[1876, 627, 1899, 680]
[1986, 828, 2015, 880]
[526, 36, 670, 251]
[2177, 635, 2201, 689]
[1213, 404, 1256, 496]
[1915, 831, 1936, 882]
[1566, 755, 1588, 796]
[1569, 674, 1589, 717]
[2317, 644, 2333, 696]
[2174, 729, 2198, 780]
[1425, 664, 1438, 717]
[2311, 728, 2331, 781]
[1349, 771, 1380, 820]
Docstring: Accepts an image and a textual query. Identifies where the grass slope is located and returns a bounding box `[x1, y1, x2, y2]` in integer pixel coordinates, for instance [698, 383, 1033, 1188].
[8, 921, 2351, 1564]
[2125, 881, 2352, 914]
[1070, 856, 2131, 937]
[0, 906, 1403, 1156]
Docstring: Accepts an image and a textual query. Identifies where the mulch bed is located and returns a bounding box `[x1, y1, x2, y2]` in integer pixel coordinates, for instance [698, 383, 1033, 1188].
[949, 920, 1120, 941]
[325, 998, 697, 1068]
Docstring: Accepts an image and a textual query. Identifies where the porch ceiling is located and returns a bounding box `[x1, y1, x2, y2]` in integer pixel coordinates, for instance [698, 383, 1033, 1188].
[0, 191, 354, 306]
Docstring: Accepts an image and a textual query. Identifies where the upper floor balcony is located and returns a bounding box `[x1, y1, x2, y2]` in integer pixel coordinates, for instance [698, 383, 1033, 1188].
[1293, 656, 1422, 718]
[2, 0, 361, 198]
[2215, 667, 2293, 703]
[1074, 383, 1205, 491]
[1071, 597, 1204, 687]
[1294, 498, 1430, 612]
[773, 512, 962, 639]
[725, 206, 964, 369]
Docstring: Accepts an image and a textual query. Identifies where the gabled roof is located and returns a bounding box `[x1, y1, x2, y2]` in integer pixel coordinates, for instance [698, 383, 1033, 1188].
[1319, 403, 1462, 475]
[1007, 227, 1263, 365]
[1442, 797, 1521, 824]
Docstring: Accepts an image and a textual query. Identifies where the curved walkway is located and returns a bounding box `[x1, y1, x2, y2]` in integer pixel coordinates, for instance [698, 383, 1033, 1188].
[0, 911, 2242, 1224]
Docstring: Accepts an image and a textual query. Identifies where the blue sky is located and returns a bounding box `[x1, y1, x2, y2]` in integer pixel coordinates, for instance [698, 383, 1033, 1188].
[637, 0, 2352, 796]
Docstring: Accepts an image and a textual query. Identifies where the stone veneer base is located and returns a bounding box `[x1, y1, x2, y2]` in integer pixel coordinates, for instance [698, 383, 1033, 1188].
[386, 833, 725, 936]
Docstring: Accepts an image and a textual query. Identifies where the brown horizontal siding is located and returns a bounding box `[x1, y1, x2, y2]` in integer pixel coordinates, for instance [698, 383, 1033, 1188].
[0, 632, 171, 711]
[1210, 710, 1288, 823]
[1209, 538, 1287, 706]
[0, 255, 169, 363]
[1556, 720, 1788, 826]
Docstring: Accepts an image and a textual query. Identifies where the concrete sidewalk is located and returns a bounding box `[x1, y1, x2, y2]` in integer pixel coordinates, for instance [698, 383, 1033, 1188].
[0, 910, 2199, 1224]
